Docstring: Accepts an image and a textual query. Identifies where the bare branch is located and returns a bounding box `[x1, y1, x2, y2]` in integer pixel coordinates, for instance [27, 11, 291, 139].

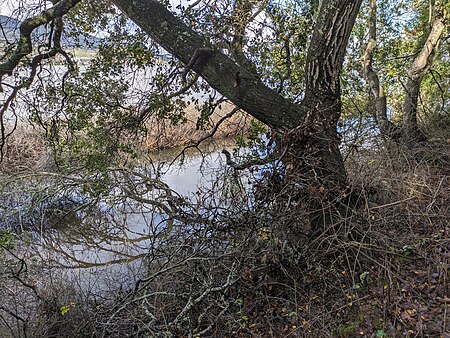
[171, 262, 237, 326]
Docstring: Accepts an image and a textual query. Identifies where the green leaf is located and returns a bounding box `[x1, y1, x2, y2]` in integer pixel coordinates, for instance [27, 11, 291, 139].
[60, 305, 70, 316]
[376, 329, 386, 337]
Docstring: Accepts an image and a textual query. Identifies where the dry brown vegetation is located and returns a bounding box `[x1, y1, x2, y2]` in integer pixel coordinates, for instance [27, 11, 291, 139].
[142, 103, 250, 151]
[0, 125, 49, 174]
[0, 103, 250, 174]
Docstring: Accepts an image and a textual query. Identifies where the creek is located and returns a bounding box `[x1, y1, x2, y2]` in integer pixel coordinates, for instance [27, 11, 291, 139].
[2, 143, 252, 293]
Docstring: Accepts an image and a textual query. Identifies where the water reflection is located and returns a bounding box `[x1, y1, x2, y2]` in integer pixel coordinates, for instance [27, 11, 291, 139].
[0, 146, 248, 289]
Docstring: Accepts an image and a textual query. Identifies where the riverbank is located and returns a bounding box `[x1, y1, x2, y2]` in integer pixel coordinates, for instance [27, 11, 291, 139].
[0, 144, 448, 337]
[0, 103, 250, 173]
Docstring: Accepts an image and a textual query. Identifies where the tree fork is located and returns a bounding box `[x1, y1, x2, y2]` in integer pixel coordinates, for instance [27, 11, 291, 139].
[114, 0, 362, 186]
[0, 0, 364, 232]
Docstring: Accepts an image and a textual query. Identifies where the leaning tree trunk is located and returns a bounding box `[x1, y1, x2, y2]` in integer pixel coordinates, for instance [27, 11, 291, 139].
[402, 10, 446, 143]
[0, 0, 363, 235]
[113, 0, 361, 189]
[114, 0, 362, 235]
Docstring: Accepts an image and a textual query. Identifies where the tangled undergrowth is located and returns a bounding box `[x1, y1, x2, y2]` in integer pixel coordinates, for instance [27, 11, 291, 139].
[0, 142, 449, 338]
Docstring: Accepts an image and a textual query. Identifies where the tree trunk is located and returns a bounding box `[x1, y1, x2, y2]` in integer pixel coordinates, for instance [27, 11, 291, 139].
[403, 12, 446, 142]
[113, 0, 364, 235]
[294, 0, 362, 188]
[114, 0, 361, 190]
[363, 0, 402, 140]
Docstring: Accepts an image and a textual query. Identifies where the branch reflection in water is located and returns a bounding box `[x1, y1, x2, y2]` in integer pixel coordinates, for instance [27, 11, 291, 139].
[2, 143, 253, 292]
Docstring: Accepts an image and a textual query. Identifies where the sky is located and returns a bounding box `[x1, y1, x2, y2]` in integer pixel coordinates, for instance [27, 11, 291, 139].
[0, 2, 13, 16]
[0, 0, 51, 17]
[0, 0, 188, 17]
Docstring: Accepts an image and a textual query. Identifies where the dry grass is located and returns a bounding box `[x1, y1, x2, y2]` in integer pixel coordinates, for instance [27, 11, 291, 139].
[0, 103, 250, 173]
[0, 125, 50, 174]
[142, 102, 250, 151]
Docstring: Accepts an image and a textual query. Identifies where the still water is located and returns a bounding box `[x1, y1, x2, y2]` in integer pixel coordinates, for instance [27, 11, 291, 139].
[4, 144, 249, 292]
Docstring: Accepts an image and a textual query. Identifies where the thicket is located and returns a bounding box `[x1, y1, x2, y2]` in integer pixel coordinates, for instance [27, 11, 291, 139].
[0, 0, 449, 337]
[0, 126, 448, 337]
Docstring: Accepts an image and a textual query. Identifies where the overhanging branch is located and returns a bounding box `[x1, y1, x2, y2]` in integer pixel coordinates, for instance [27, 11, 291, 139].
[113, 0, 303, 131]
[0, 0, 82, 90]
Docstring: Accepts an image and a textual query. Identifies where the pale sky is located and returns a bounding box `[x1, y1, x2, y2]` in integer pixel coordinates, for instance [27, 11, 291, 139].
[1, 1, 56, 17]
[0, 0, 188, 17]
[0, 2, 13, 16]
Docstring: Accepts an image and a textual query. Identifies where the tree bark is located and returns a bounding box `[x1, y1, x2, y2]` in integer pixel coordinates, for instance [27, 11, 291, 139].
[114, 0, 362, 189]
[363, 0, 402, 140]
[294, 0, 362, 187]
[403, 11, 446, 142]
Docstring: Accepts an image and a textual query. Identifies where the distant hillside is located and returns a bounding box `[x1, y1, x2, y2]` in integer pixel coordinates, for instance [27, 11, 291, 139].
[0, 14, 102, 49]
[0, 15, 20, 42]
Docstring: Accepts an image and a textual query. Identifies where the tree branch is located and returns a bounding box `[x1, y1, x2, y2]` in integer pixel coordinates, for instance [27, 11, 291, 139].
[0, 0, 82, 90]
[113, 0, 303, 131]
[0, 8, 76, 159]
